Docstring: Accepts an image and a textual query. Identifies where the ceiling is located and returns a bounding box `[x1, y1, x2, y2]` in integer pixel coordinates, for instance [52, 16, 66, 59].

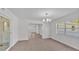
[8, 8, 79, 21]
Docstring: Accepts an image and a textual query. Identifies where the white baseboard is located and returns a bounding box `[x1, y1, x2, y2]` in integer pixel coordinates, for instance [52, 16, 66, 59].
[6, 37, 29, 51]
[19, 40, 29, 41]
[6, 40, 18, 51]
[51, 36, 79, 50]
[18, 39, 29, 41]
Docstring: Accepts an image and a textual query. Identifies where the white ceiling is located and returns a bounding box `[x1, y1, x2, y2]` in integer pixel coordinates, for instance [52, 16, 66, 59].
[8, 8, 79, 21]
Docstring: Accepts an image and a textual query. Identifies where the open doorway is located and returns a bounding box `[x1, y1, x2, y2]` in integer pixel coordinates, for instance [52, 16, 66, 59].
[0, 16, 10, 50]
[28, 23, 42, 39]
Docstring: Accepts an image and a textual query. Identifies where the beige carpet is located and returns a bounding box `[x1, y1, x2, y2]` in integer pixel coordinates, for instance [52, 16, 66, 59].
[9, 33, 78, 51]
[10, 39, 76, 51]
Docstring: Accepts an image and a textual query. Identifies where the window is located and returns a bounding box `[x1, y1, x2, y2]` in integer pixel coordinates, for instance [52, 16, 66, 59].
[56, 20, 79, 37]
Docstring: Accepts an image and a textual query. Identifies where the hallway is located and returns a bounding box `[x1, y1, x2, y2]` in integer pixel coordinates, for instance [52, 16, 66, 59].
[9, 33, 77, 51]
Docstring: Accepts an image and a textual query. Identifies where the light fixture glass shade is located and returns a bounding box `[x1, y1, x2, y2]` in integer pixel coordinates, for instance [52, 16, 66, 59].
[43, 19, 46, 22]
[47, 19, 51, 22]
[43, 18, 51, 22]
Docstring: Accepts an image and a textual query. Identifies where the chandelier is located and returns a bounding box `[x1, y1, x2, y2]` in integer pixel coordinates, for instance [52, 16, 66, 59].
[43, 12, 51, 22]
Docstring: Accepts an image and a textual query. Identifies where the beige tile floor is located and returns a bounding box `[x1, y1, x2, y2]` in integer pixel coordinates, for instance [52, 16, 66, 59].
[9, 33, 78, 51]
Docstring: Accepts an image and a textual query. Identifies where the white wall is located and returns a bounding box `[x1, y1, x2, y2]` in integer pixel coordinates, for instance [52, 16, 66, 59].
[0, 8, 18, 50]
[42, 22, 51, 38]
[51, 10, 79, 50]
[18, 19, 43, 40]
[18, 18, 52, 40]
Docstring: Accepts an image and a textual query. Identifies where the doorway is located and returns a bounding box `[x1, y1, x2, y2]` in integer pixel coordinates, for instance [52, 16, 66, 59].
[28, 23, 42, 39]
[0, 16, 10, 50]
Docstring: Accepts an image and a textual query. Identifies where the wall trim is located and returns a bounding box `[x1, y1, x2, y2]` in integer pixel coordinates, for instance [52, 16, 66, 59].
[51, 36, 79, 50]
[6, 40, 18, 51]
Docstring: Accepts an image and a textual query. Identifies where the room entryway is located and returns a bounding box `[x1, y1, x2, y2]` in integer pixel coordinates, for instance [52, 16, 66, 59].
[28, 23, 42, 39]
[0, 16, 10, 50]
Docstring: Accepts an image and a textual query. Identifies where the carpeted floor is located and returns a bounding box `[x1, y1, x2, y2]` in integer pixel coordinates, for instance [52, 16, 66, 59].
[9, 33, 77, 51]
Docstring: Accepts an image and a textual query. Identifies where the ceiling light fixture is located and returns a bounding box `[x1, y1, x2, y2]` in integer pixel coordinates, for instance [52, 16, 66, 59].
[43, 12, 51, 22]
